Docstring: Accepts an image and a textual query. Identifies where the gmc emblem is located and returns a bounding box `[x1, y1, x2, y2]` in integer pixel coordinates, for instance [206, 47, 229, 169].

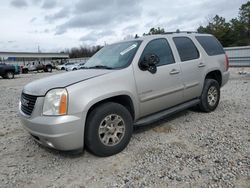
[21, 98, 29, 107]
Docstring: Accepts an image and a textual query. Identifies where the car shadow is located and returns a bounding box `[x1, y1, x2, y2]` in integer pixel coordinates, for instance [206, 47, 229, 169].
[34, 140, 85, 158]
[133, 109, 192, 134]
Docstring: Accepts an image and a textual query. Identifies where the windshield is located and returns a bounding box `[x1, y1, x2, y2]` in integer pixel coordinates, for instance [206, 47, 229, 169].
[84, 41, 141, 69]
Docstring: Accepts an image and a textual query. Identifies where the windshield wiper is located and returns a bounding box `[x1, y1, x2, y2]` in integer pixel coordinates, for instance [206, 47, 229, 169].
[87, 65, 113, 69]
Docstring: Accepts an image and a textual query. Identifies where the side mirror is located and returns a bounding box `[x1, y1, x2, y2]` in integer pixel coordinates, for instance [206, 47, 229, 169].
[139, 53, 160, 74]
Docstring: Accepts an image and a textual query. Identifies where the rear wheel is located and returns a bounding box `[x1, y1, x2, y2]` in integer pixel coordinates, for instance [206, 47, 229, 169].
[85, 102, 133, 157]
[5, 71, 14, 79]
[199, 79, 220, 112]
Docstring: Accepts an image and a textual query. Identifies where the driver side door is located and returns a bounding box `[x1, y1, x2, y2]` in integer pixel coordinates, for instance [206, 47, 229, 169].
[133, 38, 185, 117]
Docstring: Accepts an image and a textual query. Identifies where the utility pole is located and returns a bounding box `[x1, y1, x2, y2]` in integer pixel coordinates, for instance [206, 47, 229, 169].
[38, 45, 41, 53]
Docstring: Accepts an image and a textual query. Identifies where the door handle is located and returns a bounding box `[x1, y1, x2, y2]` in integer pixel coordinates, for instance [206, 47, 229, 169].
[198, 62, 206, 68]
[169, 69, 180, 75]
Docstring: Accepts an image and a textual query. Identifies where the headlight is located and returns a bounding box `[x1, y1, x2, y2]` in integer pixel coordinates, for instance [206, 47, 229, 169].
[43, 88, 68, 116]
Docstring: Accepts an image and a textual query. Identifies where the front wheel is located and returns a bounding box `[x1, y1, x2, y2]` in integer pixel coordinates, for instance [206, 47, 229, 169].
[85, 102, 133, 157]
[199, 79, 220, 112]
[45, 66, 52, 72]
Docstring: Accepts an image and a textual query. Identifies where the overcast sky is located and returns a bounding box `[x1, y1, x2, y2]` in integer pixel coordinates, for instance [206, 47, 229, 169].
[0, 0, 247, 52]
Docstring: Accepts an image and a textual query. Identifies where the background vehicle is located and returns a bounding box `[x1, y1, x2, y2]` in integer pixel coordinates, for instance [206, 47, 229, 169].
[22, 61, 53, 73]
[19, 33, 229, 157]
[56, 62, 76, 70]
[0, 63, 16, 79]
[66, 62, 86, 71]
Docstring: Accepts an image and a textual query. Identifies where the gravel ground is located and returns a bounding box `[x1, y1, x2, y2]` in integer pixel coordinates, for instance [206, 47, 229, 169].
[0, 69, 249, 188]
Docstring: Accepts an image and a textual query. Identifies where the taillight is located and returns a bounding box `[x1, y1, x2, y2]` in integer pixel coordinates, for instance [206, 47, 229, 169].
[225, 54, 229, 71]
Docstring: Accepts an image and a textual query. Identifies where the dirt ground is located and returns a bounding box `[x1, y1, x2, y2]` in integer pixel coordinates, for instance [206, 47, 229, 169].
[0, 68, 249, 188]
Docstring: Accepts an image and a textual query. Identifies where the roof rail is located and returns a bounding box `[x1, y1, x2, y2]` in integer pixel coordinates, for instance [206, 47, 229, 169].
[163, 31, 198, 34]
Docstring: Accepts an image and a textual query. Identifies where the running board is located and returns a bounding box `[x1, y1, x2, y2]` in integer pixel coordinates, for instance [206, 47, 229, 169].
[134, 99, 200, 127]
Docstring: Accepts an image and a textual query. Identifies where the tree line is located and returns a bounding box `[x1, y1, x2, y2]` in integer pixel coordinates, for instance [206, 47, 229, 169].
[63, 45, 103, 58]
[64, 1, 249, 58]
[197, 1, 250, 47]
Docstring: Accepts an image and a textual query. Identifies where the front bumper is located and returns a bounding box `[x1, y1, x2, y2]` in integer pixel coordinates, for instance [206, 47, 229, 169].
[19, 100, 85, 151]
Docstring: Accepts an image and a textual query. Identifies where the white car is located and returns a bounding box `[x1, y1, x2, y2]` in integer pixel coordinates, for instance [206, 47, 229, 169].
[66, 63, 86, 71]
[56, 62, 76, 70]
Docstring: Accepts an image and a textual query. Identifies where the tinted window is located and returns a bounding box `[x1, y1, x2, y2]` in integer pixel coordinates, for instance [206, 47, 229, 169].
[173, 37, 199, 62]
[140, 38, 175, 66]
[195, 36, 225, 56]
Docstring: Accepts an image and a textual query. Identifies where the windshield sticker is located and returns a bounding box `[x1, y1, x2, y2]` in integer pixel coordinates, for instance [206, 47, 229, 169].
[120, 44, 137, 56]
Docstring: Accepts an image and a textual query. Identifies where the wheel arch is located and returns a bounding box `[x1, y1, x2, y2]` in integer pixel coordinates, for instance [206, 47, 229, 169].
[86, 95, 136, 122]
[204, 70, 222, 87]
[5, 70, 15, 75]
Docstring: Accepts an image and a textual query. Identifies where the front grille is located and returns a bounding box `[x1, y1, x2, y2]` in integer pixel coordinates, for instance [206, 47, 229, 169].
[21, 93, 37, 116]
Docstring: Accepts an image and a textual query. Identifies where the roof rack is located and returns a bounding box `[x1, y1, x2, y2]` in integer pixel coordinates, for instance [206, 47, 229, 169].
[163, 31, 198, 34]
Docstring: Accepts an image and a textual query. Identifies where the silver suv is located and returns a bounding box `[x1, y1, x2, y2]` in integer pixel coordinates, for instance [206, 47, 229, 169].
[19, 33, 229, 156]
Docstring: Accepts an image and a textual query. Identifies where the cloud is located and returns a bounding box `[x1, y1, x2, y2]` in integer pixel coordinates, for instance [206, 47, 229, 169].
[55, 0, 142, 35]
[29, 0, 42, 5]
[74, 0, 112, 14]
[122, 25, 139, 34]
[30, 17, 37, 23]
[10, 0, 28, 8]
[45, 7, 70, 22]
[43, 29, 49, 33]
[42, 0, 57, 9]
[79, 30, 115, 43]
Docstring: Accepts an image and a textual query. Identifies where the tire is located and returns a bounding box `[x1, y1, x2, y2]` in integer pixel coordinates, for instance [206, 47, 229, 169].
[47, 66, 52, 72]
[61, 67, 65, 71]
[199, 79, 220, 112]
[5, 71, 14, 79]
[44, 66, 52, 72]
[73, 68, 77, 71]
[85, 102, 133, 157]
[22, 68, 28, 74]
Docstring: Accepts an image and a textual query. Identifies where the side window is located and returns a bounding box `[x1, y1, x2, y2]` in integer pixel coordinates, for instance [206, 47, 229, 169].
[140, 38, 175, 66]
[173, 37, 199, 62]
[195, 36, 224, 56]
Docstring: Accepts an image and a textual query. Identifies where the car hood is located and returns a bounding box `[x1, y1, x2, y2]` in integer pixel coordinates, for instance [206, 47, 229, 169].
[23, 69, 114, 96]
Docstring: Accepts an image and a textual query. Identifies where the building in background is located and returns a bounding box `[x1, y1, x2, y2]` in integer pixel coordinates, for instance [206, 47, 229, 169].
[0, 51, 69, 67]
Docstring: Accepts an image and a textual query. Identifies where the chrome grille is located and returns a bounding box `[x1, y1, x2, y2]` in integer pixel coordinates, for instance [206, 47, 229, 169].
[21, 93, 37, 116]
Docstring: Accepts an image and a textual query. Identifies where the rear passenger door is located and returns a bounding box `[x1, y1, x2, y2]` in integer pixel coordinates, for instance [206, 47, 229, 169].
[172, 36, 205, 101]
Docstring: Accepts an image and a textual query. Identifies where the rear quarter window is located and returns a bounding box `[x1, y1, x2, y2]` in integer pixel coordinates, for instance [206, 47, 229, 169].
[173, 37, 199, 62]
[195, 36, 225, 56]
